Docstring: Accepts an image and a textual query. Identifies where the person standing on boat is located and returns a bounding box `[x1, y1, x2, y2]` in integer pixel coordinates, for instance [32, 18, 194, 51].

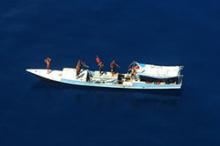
[110, 59, 119, 75]
[75, 59, 81, 76]
[96, 56, 104, 74]
[44, 57, 52, 73]
[130, 67, 137, 80]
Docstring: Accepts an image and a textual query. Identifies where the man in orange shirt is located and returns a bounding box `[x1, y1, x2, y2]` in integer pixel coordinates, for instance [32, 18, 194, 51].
[44, 57, 52, 73]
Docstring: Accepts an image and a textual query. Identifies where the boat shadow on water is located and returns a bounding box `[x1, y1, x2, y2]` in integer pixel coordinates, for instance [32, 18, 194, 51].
[31, 79, 182, 108]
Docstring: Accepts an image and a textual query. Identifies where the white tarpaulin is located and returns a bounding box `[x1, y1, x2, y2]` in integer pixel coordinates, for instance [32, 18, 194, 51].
[136, 63, 183, 79]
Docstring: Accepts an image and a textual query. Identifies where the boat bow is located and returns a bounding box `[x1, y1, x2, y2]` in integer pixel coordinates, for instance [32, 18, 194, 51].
[26, 69, 62, 82]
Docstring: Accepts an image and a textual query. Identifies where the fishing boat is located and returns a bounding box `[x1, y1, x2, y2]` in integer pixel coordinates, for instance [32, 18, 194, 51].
[26, 61, 183, 90]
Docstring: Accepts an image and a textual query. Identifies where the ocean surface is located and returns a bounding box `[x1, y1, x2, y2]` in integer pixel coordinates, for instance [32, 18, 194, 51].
[0, 0, 220, 145]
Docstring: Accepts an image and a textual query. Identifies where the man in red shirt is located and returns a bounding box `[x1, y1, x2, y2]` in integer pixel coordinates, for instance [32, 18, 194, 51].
[96, 56, 104, 74]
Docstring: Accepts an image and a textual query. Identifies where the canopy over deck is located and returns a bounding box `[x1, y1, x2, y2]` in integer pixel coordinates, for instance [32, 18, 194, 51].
[130, 62, 183, 79]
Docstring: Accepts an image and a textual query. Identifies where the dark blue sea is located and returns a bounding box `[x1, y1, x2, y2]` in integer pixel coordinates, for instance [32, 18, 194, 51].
[1, 0, 220, 145]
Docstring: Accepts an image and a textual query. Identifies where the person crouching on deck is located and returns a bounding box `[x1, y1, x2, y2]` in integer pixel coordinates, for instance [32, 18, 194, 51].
[75, 60, 89, 77]
[110, 59, 119, 75]
[44, 57, 52, 73]
[95, 56, 104, 74]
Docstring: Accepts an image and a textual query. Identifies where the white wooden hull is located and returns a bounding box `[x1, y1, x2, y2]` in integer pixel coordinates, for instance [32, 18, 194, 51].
[26, 69, 182, 90]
